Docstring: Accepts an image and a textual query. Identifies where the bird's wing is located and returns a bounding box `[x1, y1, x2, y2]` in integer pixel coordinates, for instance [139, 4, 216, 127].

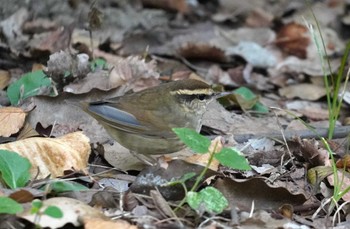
[84, 102, 175, 138]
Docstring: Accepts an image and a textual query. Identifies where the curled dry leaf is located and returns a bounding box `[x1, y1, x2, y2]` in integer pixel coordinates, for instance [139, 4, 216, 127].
[20, 197, 108, 228]
[0, 131, 90, 179]
[0, 107, 26, 137]
[276, 22, 310, 59]
[65, 50, 160, 94]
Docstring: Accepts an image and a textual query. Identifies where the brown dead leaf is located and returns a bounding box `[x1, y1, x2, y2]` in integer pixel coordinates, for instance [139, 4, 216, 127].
[141, 0, 189, 13]
[185, 153, 219, 171]
[327, 170, 350, 202]
[17, 122, 39, 140]
[22, 18, 58, 34]
[0, 131, 90, 179]
[29, 25, 73, 57]
[276, 22, 310, 59]
[178, 43, 228, 62]
[9, 189, 34, 203]
[0, 107, 26, 137]
[215, 177, 306, 211]
[240, 210, 300, 228]
[336, 155, 350, 169]
[245, 8, 274, 27]
[185, 137, 222, 171]
[289, 137, 329, 167]
[299, 107, 329, 121]
[0, 70, 10, 90]
[64, 50, 160, 93]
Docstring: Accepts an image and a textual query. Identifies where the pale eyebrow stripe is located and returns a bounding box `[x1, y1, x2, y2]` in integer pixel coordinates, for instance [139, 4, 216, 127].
[170, 89, 212, 95]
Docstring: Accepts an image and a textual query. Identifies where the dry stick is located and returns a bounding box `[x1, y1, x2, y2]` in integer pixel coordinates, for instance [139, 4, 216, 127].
[233, 126, 350, 143]
[272, 109, 295, 169]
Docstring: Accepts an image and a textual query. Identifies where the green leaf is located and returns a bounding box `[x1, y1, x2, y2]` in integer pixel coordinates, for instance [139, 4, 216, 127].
[44, 206, 63, 218]
[234, 87, 256, 100]
[48, 181, 89, 193]
[252, 101, 269, 113]
[233, 87, 259, 110]
[215, 148, 251, 170]
[30, 199, 43, 214]
[0, 197, 23, 214]
[7, 70, 52, 105]
[0, 150, 31, 189]
[172, 128, 211, 154]
[186, 187, 228, 214]
[179, 172, 197, 183]
[90, 58, 107, 71]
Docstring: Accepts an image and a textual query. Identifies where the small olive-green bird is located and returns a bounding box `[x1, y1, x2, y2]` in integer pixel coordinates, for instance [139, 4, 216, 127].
[80, 79, 227, 161]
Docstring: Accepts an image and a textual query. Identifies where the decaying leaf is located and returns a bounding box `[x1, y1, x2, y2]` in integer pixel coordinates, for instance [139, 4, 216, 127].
[0, 107, 26, 137]
[215, 177, 306, 211]
[327, 170, 350, 202]
[178, 43, 228, 62]
[185, 136, 222, 171]
[0, 131, 90, 179]
[276, 22, 310, 59]
[64, 52, 160, 94]
[141, 0, 189, 13]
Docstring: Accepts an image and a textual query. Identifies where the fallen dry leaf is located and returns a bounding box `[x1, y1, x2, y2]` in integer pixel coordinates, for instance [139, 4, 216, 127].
[141, 0, 189, 13]
[185, 136, 222, 171]
[84, 218, 137, 229]
[245, 8, 273, 27]
[279, 83, 327, 100]
[215, 177, 306, 211]
[298, 107, 329, 120]
[0, 107, 26, 137]
[327, 170, 350, 202]
[276, 22, 310, 59]
[0, 70, 10, 90]
[65, 51, 160, 94]
[0, 131, 90, 179]
[178, 43, 228, 62]
[29, 25, 73, 57]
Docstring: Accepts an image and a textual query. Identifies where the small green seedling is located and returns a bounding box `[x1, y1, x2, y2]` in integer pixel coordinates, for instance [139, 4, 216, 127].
[31, 199, 63, 225]
[172, 128, 251, 214]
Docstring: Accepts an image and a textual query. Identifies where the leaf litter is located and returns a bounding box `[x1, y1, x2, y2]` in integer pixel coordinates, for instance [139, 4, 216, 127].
[1, 0, 350, 228]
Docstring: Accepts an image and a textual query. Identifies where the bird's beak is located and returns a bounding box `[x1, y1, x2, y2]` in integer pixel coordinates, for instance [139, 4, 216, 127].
[213, 91, 232, 99]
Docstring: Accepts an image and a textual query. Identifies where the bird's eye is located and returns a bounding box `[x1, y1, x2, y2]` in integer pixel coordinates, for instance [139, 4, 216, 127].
[197, 94, 207, 100]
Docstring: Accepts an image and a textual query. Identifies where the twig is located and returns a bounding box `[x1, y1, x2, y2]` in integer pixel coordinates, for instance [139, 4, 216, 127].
[233, 126, 350, 143]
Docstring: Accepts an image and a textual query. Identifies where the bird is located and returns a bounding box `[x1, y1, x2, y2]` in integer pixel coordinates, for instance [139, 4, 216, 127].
[79, 79, 228, 163]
